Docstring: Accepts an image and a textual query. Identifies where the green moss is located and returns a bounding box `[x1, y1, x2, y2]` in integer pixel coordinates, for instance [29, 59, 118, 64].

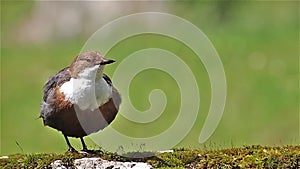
[1, 145, 299, 168]
[0, 152, 88, 169]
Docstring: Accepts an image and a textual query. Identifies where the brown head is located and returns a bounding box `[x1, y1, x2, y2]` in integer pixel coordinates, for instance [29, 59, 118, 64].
[70, 51, 115, 78]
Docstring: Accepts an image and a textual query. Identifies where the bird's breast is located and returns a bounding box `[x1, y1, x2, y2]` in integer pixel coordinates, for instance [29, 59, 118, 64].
[59, 77, 112, 110]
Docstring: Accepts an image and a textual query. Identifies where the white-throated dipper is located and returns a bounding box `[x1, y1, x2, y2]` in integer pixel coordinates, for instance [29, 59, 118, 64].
[40, 51, 121, 152]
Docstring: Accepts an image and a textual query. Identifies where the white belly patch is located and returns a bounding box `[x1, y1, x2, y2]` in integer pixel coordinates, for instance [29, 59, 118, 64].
[60, 77, 112, 110]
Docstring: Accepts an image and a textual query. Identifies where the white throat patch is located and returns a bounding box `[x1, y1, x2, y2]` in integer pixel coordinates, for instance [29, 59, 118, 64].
[60, 65, 112, 110]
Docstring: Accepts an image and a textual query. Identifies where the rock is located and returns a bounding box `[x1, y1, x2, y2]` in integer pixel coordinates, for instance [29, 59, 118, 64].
[50, 158, 152, 169]
[74, 158, 152, 169]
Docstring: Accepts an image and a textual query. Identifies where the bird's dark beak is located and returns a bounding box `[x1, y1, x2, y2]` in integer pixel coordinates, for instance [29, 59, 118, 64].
[100, 59, 115, 65]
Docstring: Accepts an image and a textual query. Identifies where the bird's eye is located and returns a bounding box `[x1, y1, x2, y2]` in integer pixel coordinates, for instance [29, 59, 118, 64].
[85, 59, 92, 62]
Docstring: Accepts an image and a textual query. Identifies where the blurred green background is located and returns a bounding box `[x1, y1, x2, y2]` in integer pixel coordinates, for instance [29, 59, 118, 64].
[1, 1, 299, 155]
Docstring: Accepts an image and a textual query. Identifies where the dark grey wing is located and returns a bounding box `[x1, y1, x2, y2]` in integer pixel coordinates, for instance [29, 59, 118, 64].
[43, 67, 71, 101]
[41, 67, 71, 120]
[102, 73, 121, 109]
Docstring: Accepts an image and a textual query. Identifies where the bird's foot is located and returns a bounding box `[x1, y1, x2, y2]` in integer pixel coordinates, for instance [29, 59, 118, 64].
[67, 147, 77, 153]
[78, 150, 90, 154]
[78, 147, 89, 154]
[79, 149, 103, 155]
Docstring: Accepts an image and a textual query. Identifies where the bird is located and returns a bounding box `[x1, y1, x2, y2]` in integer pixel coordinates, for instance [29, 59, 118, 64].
[40, 51, 121, 152]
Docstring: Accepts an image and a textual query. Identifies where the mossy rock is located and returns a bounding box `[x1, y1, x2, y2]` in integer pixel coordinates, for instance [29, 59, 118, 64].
[1, 145, 299, 168]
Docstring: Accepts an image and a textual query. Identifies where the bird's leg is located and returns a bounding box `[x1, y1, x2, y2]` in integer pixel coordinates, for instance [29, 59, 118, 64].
[80, 137, 88, 151]
[64, 134, 76, 152]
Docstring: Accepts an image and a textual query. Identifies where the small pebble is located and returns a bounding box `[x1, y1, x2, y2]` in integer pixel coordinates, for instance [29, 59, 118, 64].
[51, 160, 67, 169]
[0, 156, 9, 159]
